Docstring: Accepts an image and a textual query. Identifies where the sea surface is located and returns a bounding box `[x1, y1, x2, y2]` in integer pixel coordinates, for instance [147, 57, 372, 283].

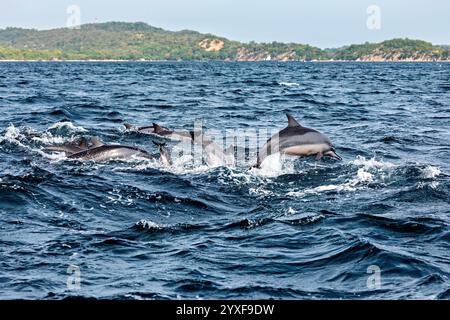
[0, 62, 449, 299]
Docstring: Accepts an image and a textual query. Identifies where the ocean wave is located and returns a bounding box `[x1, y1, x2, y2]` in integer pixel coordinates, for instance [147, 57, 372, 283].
[47, 121, 87, 133]
[0, 124, 27, 148]
[355, 213, 446, 234]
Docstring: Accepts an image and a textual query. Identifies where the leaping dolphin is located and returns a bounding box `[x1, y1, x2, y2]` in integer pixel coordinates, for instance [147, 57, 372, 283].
[124, 122, 191, 141]
[68, 144, 154, 162]
[255, 114, 342, 168]
[44, 136, 103, 156]
[153, 141, 172, 166]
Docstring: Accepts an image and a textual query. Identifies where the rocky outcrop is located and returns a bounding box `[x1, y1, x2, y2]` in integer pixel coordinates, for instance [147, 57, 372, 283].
[198, 38, 224, 52]
[235, 48, 299, 61]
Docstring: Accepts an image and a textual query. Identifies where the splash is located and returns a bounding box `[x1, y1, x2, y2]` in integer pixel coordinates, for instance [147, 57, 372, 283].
[286, 157, 384, 198]
[251, 153, 295, 178]
[0, 124, 27, 148]
[32, 133, 67, 145]
[349, 155, 396, 169]
[48, 121, 87, 133]
[136, 219, 166, 230]
[420, 165, 441, 179]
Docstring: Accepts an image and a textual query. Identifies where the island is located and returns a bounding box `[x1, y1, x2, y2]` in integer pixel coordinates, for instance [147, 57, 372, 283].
[0, 22, 449, 62]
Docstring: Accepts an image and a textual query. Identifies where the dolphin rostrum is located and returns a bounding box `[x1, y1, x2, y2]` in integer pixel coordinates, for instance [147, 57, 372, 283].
[124, 122, 191, 141]
[68, 144, 154, 162]
[255, 114, 342, 168]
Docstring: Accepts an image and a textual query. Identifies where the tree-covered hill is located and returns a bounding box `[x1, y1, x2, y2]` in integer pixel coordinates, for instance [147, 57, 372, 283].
[0, 22, 448, 61]
[332, 39, 449, 61]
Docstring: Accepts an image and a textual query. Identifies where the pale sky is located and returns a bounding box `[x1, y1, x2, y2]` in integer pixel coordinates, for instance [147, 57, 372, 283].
[0, 0, 449, 48]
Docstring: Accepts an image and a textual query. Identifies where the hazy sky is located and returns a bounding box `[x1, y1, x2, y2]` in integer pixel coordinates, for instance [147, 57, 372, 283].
[1, 0, 449, 48]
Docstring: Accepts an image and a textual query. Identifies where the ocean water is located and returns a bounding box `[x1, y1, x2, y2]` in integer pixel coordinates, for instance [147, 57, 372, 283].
[0, 61, 449, 299]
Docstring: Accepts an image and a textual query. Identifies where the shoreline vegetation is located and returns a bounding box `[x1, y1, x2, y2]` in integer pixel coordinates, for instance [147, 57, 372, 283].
[1, 22, 449, 62]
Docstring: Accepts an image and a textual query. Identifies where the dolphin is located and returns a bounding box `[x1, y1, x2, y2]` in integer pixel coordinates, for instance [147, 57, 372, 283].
[190, 131, 234, 167]
[255, 114, 342, 168]
[124, 122, 191, 141]
[68, 144, 154, 162]
[153, 141, 172, 166]
[44, 136, 103, 156]
[124, 123, 170, 135]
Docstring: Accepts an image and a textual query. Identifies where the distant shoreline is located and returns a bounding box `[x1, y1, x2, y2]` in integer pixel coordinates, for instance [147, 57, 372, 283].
[2, 22, 449, 62]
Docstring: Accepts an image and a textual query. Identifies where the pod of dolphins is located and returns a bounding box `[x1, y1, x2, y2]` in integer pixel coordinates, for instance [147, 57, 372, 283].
[44, 114, 342, 167]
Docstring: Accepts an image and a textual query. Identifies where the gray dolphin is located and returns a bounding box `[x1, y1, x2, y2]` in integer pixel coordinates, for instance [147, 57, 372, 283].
[44, 136, 103, 156]
[124, 122, 191, 141]
[255, 114, 342, 168]
[153, 141, 172, 166]
[68, 144, 153, 162]
[190, 131, 234, 167]
[124, 123, 170, 135]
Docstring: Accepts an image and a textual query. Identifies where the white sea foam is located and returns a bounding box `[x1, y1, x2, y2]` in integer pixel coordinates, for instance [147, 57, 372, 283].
[349, 155, 396, 169]
[417, 181, 440, 189]
[0, 124, 27, 148]
[136, 219, 165, 230]
[48, 121, 87, 133]
[31, 133, 66, 145]
[279, 82, 300, 87]
[420, 165, 441, 179]
[248, 186, 272, 196]
[251, 153, 295, 178]
[287, 207, 297, 214]
[287, 182, 356, 198]
[286, 157, 384, 198]
[256, 153, 283, 177]
[33, 148, 67, 161]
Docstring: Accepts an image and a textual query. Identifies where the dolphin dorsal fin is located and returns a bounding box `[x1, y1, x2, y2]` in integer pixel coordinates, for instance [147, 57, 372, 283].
[287, 114, 301, 127]
[153, 123, 167, 134]
[78, 137, 88, 149]
[90, 136, 103, 147]
[123, 123, 135, 131]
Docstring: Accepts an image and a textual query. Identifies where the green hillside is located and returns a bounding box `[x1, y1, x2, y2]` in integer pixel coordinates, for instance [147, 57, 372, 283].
[0, 22, 448, 61]
[333, 39, 449, 61]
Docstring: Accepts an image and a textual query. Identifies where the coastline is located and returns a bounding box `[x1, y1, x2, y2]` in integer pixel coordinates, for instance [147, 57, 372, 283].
[0, 59, 449, 63]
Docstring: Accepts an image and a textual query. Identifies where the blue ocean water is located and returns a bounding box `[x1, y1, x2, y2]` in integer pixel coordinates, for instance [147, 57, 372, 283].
[0, 62, 449, 299]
